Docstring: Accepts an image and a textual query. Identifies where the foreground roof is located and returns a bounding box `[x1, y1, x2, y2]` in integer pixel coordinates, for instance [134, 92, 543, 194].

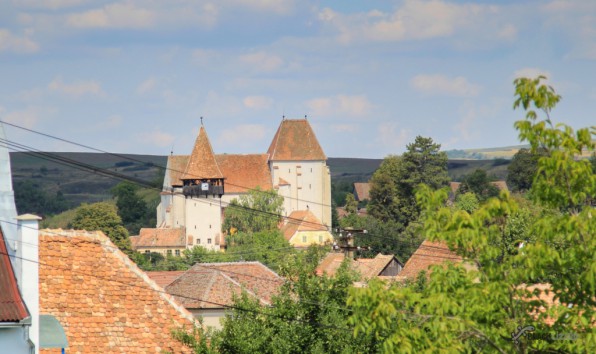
[39, 229, 195, 353]
[215, 154, 272, 193]
[181, 126, 223, 180]
[0, 225, 29, 323]
[131, 227, 187, 248]
[281, 210, 328, 241]
[165, 262, 284, 309]
[399, 240, 464, 279]
[267, 119, 326, 161]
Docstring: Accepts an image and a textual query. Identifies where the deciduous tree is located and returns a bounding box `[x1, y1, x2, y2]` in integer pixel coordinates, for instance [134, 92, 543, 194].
[222, 187, 284, 234]
[70, 202, 132, 254]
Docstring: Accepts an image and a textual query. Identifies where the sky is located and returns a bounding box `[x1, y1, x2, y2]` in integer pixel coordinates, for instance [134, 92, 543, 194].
[0, 0, 595, 159]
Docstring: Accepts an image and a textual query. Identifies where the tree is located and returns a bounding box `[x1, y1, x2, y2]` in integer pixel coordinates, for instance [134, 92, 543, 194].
[222, 187, 284, 234]
[458, 169, 500, 201]
[14, 180, 70, 216]
[507, 148, 548, 192]
[70, 202, 133, 254]
[111, 181, 150, 235]
[454, 192, 479, 213]
[344, 193, 358, 215]
[348, 77, 596, 353]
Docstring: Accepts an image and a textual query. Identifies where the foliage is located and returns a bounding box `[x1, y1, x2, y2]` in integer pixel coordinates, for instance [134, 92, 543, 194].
[69, 202, 132, 254]
[225, 230, 293, 270]
[222, 187, 284, 234]
[507, 148, 548, 192]
[454, 192, 479, 213]
[14, 180, 70, 216]
[458, 168, 500, 201]
[348, 77, 596, 353]
[214, 246, 377, 354]
[111, 181, 153, 235]
[344, 193, 358, 215]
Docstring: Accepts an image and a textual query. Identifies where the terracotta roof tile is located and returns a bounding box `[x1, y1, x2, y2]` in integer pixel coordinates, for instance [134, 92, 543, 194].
[281, 210, 328, 241]
[215, 154, 272, 193]
[39, 229, 196, 353]
[132, 228, 186, 249]
[316, 253, 402, 280]
[146, 271, 186, 288]
[399, 240, 463, 279]
[181, 126, 223, 180]
[166, 155, 189, 187]
[267, 119, 326, 161]
[165, 262, 283, 309]
[0, 225, 29, 322]
[353, 183, 371, 201]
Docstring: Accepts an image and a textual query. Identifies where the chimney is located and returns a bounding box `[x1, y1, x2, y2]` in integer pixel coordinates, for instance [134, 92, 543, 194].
[16, 214, 42, 354]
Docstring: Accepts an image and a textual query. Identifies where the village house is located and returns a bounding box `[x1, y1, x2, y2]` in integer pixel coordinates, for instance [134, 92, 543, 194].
[316, 252, 404, 283]
[148, 261, 284, 329]
[133, 118, 332, 253]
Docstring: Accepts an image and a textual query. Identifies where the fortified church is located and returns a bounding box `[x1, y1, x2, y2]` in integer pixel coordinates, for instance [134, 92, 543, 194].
[134, 118, 332, 253]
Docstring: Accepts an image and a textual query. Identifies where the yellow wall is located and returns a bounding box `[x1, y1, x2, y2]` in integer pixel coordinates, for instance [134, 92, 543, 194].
[289, 230, 334, 248]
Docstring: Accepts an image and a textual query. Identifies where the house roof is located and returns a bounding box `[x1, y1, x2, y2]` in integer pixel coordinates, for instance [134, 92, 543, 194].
[181, 126, 223, 180]
[131, 227, 187, 249]
[316, 253, 402, 280]
[166, 155, 190, 187]
[215, 154, 272, 193]
[267, 119, 326, 161]
[39, 229, 196, 353]
[281, 210, 328, 241]
[146, 271, 186, 288]
[399, 240, 464, 279]
[165, 262, 284, 309]
[0, 225, 29, 323]
[353, 182, 371, 201]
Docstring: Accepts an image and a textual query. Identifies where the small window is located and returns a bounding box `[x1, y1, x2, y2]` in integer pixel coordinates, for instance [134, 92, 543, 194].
[288, 169, 291, 173]
[144, 250, 150, 255]
[194, 202, 196, 207]
[309, 184, 311, 189]
[319, 235, 323, 242]
[302, 235, 307, 243]
[194, 225, 196, 229]
[197, 238, 201, 244]
[167, 250, 172, 256]
[311, 168, 312, 172]
[208, 238, 212, 244]
[209, 225, 212, 229]
[175, 250, 180, 257]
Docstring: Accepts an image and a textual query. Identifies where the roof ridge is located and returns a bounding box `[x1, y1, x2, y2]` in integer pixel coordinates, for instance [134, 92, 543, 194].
[217, 270, 271, 306]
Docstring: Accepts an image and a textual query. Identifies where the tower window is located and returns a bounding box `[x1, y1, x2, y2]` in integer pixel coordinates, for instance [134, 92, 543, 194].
[175, 250, 180, 257]
[197, 238, 201, 244]
[208, 238, 212, 244]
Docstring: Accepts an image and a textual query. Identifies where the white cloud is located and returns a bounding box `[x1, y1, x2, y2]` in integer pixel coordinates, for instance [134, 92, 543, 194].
[243, 95, 273, 110]
[231, 0, 294, 15]
[217, 124, 266, 145]
[48, 77, 105, 97]
[136, 129, 175, 148]
[376, 122, 410, 150]
[306, 94, 372, 118]
[67, 2, 155, 29]
[410, 74, 480, 97]
[0, 29, 39, 53]
[240, 51, 284, 72]
[136, 77, 157, 95]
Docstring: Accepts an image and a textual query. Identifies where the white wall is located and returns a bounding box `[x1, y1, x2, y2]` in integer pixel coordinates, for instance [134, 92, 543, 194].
[184, 196, 222, 251]
[0, 327, 32, 354]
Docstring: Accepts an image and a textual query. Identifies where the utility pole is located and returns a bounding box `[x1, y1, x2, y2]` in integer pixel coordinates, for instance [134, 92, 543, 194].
[333, 227, 368, 260]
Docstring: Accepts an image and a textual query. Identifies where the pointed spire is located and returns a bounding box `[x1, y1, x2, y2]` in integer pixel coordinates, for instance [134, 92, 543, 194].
[181, 124, 223, 180]
[267, 119, 326, 161]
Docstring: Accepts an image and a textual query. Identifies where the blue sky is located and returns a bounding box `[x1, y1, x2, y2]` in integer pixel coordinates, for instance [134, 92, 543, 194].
[1, 0, 595, 158]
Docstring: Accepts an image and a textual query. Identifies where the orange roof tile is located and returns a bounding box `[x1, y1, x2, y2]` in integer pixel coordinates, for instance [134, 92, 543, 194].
[146, 271, 186, 288]
[39, 229, 196, 353]
[166, 155, 189, 187]
[281, 210, 328, 241]
[399, 240, 463, 279]
[0, 225, 29, 323]
[132, 228, 186, 249]
[165, 262, 283, 309]
[353, 182, 371, 201]
[181, 126, 223, 180]
[267, 119, 326, 161]
[215, 154, 272, 193]
[316, 253, 402, 280]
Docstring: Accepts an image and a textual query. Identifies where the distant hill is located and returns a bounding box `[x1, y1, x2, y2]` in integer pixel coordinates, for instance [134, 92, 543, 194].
[10, 152, 511, 216]
[445, 144, 530, 160]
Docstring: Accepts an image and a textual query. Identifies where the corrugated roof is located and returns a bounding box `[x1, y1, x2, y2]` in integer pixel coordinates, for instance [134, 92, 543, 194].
[267, 119, 326, 161]
[181, 126, 223, 180]
[399, 240, 463, 279]
[215, 154, 272, 193]
[131, 228, 187, 248]
[0, 225, 29, 323]
[39, 229, 196, 353]
[281, 210, 328, 241]
[353, 182, 371, 201]
[165, 262, 283, 309]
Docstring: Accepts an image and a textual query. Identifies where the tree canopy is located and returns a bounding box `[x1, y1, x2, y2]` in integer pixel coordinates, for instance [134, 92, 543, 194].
[507, 148, 548, 192]
[70, 202, 132, 254]
[222, 187, 284, 235]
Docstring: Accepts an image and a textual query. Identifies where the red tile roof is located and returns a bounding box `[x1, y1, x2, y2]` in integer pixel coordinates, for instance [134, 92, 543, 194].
[316, 253, 402, 280]
[39, 229, 196, 353]
[353, 182, 371, 201]
[131, 227, 187, 249]
[165, 262, 283, 309]
[181, 126, 223, 180]
[215, 154, 272, 193]
[167, 155, 190, 187]
[146, 271, 186, 288]
[267, 119, 326, 161]
[281, 210, 328, 241]
[0, 226, 29, 323]
[399, 240, 464, 279]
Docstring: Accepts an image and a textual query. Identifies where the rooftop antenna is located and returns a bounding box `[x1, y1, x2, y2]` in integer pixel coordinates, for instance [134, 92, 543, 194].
[170, 144, 174, 156]
[200, 116, 204, 126]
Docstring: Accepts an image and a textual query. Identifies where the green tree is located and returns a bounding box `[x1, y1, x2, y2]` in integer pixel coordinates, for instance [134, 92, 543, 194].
[344, 193, 358, 215]
[222, 187, 284, 234]
[14, 180, 70, 216]
[367, 156, 401, 222]
[348, 77, 596, 353]
[459, 168, 500, 201]
[507, 148, 548, 192]
[70, 202, 133, 254]
[455, 192, 479, 213]
[111, 181, 150, 235]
